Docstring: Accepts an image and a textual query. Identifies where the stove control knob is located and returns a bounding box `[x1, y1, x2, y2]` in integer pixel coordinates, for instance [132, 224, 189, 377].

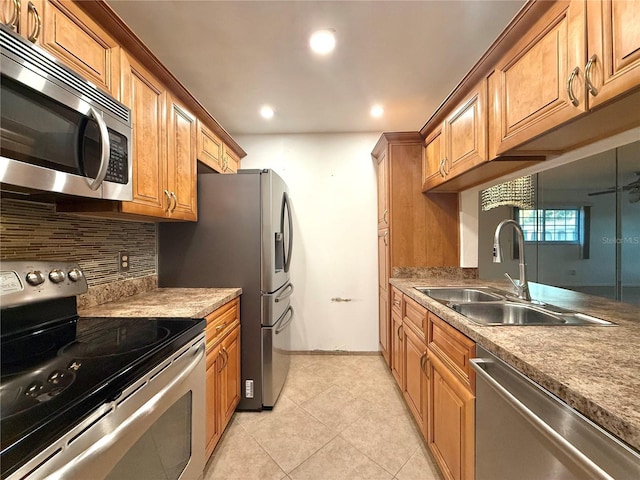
[26, 270, 45, 286]
[68, 268, 83, 282]
[49, 269, 66, 284]
[48, 371, 65, 384]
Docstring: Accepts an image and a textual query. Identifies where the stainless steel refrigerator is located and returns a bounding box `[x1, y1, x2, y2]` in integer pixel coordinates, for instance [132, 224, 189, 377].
[158, 169, 294, 410]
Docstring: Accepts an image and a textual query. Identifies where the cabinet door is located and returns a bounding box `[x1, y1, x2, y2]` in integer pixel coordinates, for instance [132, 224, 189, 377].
[167, 95, 197, 221]
[586, 0, 640, 109]
[221, 144, 240, 173]
[444, 82, 487, 179]
[219, 325, 241, 428]
[493, 0, 586, 155]
[40, 0, 120, 98]
[377, 229, 389, 291]
[403, 324, 427, 434]
[376, 149, 389, 229]
[391, 309, 403, 387]
[197, 120, 223, 172]
[422, 125, 445, 191]
[205, 345, 222, 460]
[379, 288, 390, 366]
[427, 352, 475, 480]
[120, 52, 168, 218]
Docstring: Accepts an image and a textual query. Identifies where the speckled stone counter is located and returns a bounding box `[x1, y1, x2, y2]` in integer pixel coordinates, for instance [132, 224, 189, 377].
[79, 288, 242, 319]
[390, 276, 640, 452]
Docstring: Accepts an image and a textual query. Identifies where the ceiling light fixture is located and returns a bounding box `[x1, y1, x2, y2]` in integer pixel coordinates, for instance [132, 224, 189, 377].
[370, 105, 384, 118]
[260, 105, 275, 119]
[309, 29, 336, 55]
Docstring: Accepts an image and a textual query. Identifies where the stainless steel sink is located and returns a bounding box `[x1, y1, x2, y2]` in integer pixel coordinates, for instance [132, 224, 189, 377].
[414, 287, 504, 303]
[449, 301, 616, 326]
[450, 302, 566, 326]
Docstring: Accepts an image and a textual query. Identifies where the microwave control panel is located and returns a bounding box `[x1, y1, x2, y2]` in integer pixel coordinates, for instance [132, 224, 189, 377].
[105, 131, 129, 185]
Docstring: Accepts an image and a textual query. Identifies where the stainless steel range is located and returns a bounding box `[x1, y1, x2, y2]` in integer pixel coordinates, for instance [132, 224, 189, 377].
[0, 261, 206, 479]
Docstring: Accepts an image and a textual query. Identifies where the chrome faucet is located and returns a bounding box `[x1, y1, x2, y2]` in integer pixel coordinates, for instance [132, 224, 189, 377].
[493, 219, 531, 302]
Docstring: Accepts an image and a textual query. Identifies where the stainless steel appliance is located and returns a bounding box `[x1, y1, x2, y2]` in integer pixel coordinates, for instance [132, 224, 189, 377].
[158, 169, 294, 410]
[0, 261, 206, 479]
[0, 26, 132, 201]
[472, 346, 640, 479]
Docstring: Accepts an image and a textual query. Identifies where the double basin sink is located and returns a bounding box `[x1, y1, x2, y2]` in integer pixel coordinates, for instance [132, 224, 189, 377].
[415, 287, 615, 327]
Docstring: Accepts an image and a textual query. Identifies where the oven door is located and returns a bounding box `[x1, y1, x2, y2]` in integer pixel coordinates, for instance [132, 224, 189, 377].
[9, 335, 206, 480]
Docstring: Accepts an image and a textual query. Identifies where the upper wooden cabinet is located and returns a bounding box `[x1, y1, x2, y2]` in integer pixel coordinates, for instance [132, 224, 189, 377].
[197, 120, 224, 172]
[586, 0, 640, 109]
[166, 94, 197, 221]
[376, 148, 389, 229]
[221, 144, 240, 174]
[1, 0, 120, 98]
[423, 83, 487, 191]
[492, 0, 586, 156]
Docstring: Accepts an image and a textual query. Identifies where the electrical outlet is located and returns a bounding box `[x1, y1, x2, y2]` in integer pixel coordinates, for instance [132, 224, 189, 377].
[119, 251, 130, 272]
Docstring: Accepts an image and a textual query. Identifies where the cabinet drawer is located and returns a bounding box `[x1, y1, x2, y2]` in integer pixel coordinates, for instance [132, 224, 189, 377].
[403, 295, 426, 341]
[391, 286, 403, 314]
[428, 313, 475, 390]
[205, 298, 239, 350]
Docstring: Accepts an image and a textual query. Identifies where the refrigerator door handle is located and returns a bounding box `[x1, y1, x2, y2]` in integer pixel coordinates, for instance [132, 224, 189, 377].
[281, 192, 293, 273]
[274, 283, 294, 303]
[275, 306, 294, 334]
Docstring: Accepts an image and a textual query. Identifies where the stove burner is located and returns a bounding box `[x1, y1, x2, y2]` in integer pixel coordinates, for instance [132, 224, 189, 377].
[0, 366, 76, 419]
[60, 324, 171, 358]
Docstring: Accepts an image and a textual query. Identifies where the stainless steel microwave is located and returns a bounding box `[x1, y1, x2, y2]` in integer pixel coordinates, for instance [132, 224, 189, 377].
[0, 26, 132, 201]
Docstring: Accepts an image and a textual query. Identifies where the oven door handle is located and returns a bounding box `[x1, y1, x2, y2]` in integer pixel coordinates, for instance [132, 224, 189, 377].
[86, 105, 111, 191]
[43, 342, 205, 480]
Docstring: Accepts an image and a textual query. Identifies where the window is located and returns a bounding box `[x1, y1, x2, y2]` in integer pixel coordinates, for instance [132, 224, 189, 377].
[516, 208, 581, 243]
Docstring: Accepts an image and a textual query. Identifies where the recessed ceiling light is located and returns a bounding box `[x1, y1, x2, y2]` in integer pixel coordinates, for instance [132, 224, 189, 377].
[370, 105, 384, 118]
[309, 29, 336, 55]
[260, 105, 275, 119]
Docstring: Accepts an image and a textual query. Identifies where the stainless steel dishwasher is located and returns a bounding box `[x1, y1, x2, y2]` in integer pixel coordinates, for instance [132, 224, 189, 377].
[471, 346, 640, 480]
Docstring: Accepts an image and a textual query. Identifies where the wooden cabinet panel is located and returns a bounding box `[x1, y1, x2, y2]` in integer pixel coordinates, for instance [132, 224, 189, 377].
[493, 0, 586, 155]
[422, 125, 445, 191]
[587, 0, 640, 108]
[197, 120, 223, 172]
[391, 308, 403, 387]
[428, 313, 475, 390]
[391, 286, 402, 315]
[403, 323, 427, 433]
[205, 298, 239, 348]
[444, 82, 487, 179]
[376, 149, 389, 229]
[40, 0, 120, 98]
[167, 95, 197, 221]
[205, 345, 222, 459]
[378, 230, 389, 292]
[404, 295, 427, 340]
[221, 144, 240, 173]
[379, 288, 390, 366]
[120, 52, 167, 217]
[428, 353, 475, 480]
[219, 325, 241, 425]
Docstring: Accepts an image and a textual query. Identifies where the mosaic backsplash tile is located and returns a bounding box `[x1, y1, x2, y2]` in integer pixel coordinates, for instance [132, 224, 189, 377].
[1, 198, 156, 286]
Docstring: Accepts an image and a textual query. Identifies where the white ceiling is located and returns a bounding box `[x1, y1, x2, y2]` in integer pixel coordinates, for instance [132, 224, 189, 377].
[107, 0, 526, 136]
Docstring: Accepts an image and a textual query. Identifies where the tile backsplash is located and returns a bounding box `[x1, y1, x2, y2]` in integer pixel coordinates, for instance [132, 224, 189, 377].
[1, 198, 156, 286]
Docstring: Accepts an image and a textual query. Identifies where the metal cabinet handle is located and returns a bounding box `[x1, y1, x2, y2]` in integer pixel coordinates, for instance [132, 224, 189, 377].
[397, 324, 403, 340]
[383, 209, 388, 224]
[164, 190, 172, 213]
[438, 158, 446, 178]
[27, 1, 41, 43]
[7, 0, 20, 30]
[420, 352, 427, 375]
[215, 322, 227, 333]
[567, 66, 580, 107]
[170, 191, 178, 213]
[383, 231, 388, 246]
[585, 54, 599, 97]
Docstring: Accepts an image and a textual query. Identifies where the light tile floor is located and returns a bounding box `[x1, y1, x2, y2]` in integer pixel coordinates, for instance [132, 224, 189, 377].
[204, 354, 443, 480]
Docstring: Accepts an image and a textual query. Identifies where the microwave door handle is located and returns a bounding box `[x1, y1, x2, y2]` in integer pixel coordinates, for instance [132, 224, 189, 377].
[86, 106, 110, 191]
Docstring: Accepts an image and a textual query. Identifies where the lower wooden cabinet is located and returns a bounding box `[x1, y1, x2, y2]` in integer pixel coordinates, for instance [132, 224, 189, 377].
[391, 308, 404, 386]
[427, 351, 475, 480]
[402, 323, 427, 433]
[204, 298, 241, 459]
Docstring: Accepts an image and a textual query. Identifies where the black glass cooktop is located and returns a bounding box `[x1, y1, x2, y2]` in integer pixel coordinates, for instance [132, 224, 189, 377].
[0, 315, 205, 478]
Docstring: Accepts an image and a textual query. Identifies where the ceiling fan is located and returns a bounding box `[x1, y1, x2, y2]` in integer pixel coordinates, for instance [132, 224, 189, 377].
[588, 172, 640, 203]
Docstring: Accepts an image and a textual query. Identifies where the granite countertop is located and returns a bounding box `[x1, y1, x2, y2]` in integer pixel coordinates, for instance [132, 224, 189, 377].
[390, 277, 640, 452]
[79, 288, 242, 319]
